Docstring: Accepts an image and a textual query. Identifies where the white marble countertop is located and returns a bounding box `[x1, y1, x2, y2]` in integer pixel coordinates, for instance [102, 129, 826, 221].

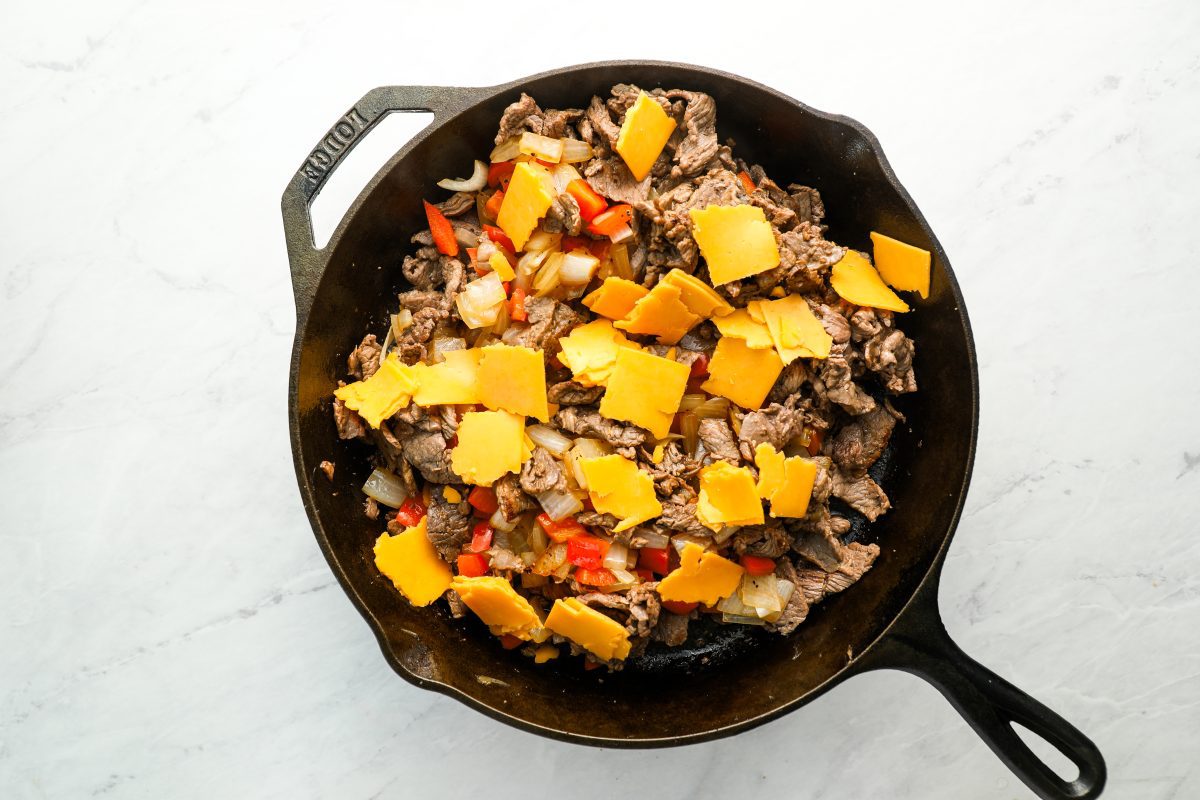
[3, 2, 1198, 798]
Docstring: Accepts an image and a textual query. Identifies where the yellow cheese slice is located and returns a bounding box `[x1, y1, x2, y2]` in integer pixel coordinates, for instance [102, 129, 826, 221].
[451, 410, 528, 486]
[334, 353, 419, 428]
[579, 454, 663, 532]
[545, 597, 632, 661]
[695, 461, 765, 529]
[373, 518, 452, 606]
[615, 92, 677, 182]
[689, 204, 781, 285]
[478, 343, 549, 422]
[871, 231, 930, 299]
[830, 250, 910, 312]
[660, 269, 734, 318]
[497, 162, 556, 251]
[657, 543, 745, 605]
[754, 443, 819, 518]
[599, 347, 690, 438]
[556, 319, 640, 387]
[614, 281, 701, 344]
[411, 349, 481, 406]
[582, 277, 649, 320]
[711, 308, 775, 349]
[700, 335, 784, 410]
[758, 295, 832, 363]
[451, 575, 541, 638]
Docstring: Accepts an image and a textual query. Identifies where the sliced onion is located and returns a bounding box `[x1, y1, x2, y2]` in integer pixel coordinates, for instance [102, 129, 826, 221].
[677, 393, 706, 413]
[362, 468, 409, 509]
[763, 579, 796, 623]
[437, 159, 487, 192]
[603, 541, 629, 571]
[533, 252, 563, 296]
[524, 229, 561, 254]
[518, 132, 564, 163]
[559, 138, 593, 163]
[608, 222, 634, 244]
[455, 272, 506, 328]
[536, 488, 583, 521]
[391, 310, 413, 339]
[533, 542, 568, 576]
[527, 520, 549, 555]
[490, 137, 521, 163]
[712, 524, 740, 545]
[680, 412, 699, 456]
[491, 300, 511, 335]
[739, 574, 781, 613]
[606, 568, 640, 590]
[559, 251, 599, 286]
[610, 243, 633, 280]
[717, 591, 754, 616]
[490, 508, 517, 532]
[453, 224, 477, 249]
[429, 336, 466, 364]
[671, 533, 712, 555]
[633, 530, 670, 550]
[693, 397, 730, 419]
[527, 424, 573, 455]
[551, 162, 583, 194]
[520, 572, 548, 588]
[721, 613, 767, 626]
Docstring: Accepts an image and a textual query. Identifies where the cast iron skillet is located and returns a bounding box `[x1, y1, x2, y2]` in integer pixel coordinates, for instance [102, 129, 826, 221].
[281, 61, 1106, 799]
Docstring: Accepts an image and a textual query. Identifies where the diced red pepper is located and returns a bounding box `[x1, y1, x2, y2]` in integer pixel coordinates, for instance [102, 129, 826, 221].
[468, 521, 494, 553]
[465, 246, 478, 264]
[585, 204, 634, 238]
[560, 234, 591, 253]
[588, 239, 612, 262]
[740, 555, 776, 576]
[661, 600, 699, 615]
[487, 160, 516, 189]
[806, 428, 825, 457]
[533, 157, 557, 168]
[737, 170, 756, 195]
[393, 497, 427, 528]
[566, 535, 610, 569]
[565, 178, 608, 222]
[423, 200, 459, 257]
[637, 547, 670, 575]
[509, 287, 528, 322]
[485, 189, 505, 219]
[499, 633, 523, 649]
[583, 659, 602, 671]
[536, 513, 587, 543]
[467, 486, 499, 516]
[688, 353, 710, 379]
[574, 567, 616, 587]
[456, 553, 489, 577]
[633, 568, 654, 582]
[483, 224, 516, 253]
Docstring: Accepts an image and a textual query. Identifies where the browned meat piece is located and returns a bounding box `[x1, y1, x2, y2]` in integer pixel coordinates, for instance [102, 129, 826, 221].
[831, 470, 891, 521]
[789, 522, 847, 571]
[445, 590, 467, 618]
[543, 192, 583, 235]
[769, 559, 811, 635]
[360, 496, 379, 520]
[653, 608, 690, 646]
[333, 393, 367, 440]
[742, 167, 799, 230]
[698, 418, 740, 465]
[832, 402, 901, 475]
[654, 491, 710, 536]
[809, 462, 834, 505]
[737, 401, 804, 460]
[778, 223, 845, 294]
[577, 511, 620, 530]
[642, 441, 701, 496]
[767, 361, 808, 405]
[554, 406, 649, 452]
[583, 95, 621, 154]
[494, 93, 542, 144]
[865, 329, 917, 395]
[390, 405, 457, 483]
[583, 156, 651, 205]
[368, 420, 405, 473]
[815, 303, 851, 344]
[663, 89, 718, 177]
[786, 185, 826, 226]
[578, 583, 661, 640]
[732, 522, 791, 558]
[399, 288, 452, 315]
[401, 246, 466, 295]
[520, 447, 567, 495]
[501, 296, 582, 366]
[547, 380, 604, 405]
[435, 191, 476, 217]
[494, 473, 535, 520]
[651, 168, 747, 279]
[425, 490, 473, 560]
[347, 334, 381, 380]
[850, 308, 884, 342]
[794, 542, 880, 604]
[815, 343, 876, 416]
[540, 107, 584, 139]
[318, 460, 335, 480]
[395, 306, 447, 365]
[488, 547, 527, 573]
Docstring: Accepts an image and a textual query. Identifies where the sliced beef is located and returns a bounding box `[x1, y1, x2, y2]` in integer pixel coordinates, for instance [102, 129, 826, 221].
[501, 296, 582, 366]
[395, 306, 446, 365]
[541, 107, 584, 139]
[488, 547, 527, 573]
[767, 361, 808, 405]
[368, 420, 406, 473]
[663, 89, 718, 177]
[494, 473, 535, 520]
[364, 497, 380, 520]
[554, 406, 649, 452]
[737, 401, 804, 460]
[651, 168, 747, 278]
[494, 93, 542, 144]
[425, 490, 473, 560]
[547, 380, 604, 405]
[831, 470, 891, 521]
[744, 167, 799, 230]
[435, 191, 476, 218]
[578, 583, 660, 641]
[583, 95, 621, 154]
[850, 308, 884, 342]
[769, 559, 811, 635]
[732, 522, 791, 558]
[652, 608, 690, 646]
[390, 405, 457, 483]
[794, 542, 880, 604]
[333, 392, 367, 440]
[815, 343, 876, 416]
[778, 223, 845, 294]
[790, 523, 847, 571]
[543, 192, 583, 235]
[520, 446, 567, 495]
[865, 329, 917, 395]
[786, 185, 826, 227]
[697, 418, 740, 465]
[654, 491, 710, 536]
[832, 402, 901, 475]
[815, 303, 851, 345]
[642, 441, 701, 496]
[577, 511, 620, 530]
[445, 589, 467, 618]
[583, 156, 651, 205]
[347, 334, 381, 380]
[401, 247, 465, 295]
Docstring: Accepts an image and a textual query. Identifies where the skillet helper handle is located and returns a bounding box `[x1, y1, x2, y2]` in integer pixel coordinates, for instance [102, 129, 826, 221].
[280, 85, 474, 315]
[859, 582, 1106, 800]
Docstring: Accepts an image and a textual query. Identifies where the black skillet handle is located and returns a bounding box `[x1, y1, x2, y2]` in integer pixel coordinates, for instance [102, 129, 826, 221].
[280, 85, 477, 319]
[855, 567, 1106, 800]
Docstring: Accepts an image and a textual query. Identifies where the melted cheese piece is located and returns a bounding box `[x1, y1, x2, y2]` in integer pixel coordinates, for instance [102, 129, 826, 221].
[695, 461, 765, 529]
[615, 92, 677, 182]
[451, 575, 542, 638]
[754, 443, 819, 518]
[373, 518, 452, 606]
[579, 453, 663, 532]
[871, 231, 930, 299]
[451, 410, 528, 486]
[757, 295, 833, 362]
[497, 162, 556, 250]
[830, 250, 910, 312]
[599, 347, 690, 439]
[556, 319, 640, 387]
[660, 269, 734, 317]
[700, 335, 784, 410]
[478, 343, 549, 422]
[412, 349, 481, 406]
[712, 308, 775, 349]
[614, 281, 701, 344]
[657, 543, 744, 605]
[689, 205, 781, 285]
[334, 354, 419, 428]
[544, 597, 632, 661]
[582, 277, 649, 320]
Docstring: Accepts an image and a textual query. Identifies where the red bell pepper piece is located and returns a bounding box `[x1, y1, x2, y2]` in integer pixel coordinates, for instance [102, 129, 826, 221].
[482, 224, 516, 253]
[661, 600, 699, 615]
[688, 353, 710, 379]
[633, 568, 654, 582]
[393, 497, 427, 528]
[509, 287, 528, 322]
[737, 170, 756, 195]
[565, 179, 608, 222]
[740, 555, 776, 576]
[574, 567, 616, 587]
[806, 428, 825, 457]
[585, 204, 633, 238]
[566, 535, 610, 569]
[468, 521, 494, 553]
[423, 200, 459, 257]
[560, 234, 591, 253]
[536, 513, 587, 543]
[582, 659, 602, 671]
[467, 486, 499, 516]
[499, 633, 523, 650]
[637, 547, 670, 575]
[456, 553, 489, 577]
[487, 160, 515, 189]
[484, 189, 505, 220]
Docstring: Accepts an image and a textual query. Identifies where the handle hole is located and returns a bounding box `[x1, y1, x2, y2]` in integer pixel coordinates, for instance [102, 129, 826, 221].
[310, 111, 435, 249]
[1012, 721, 1081, 783]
